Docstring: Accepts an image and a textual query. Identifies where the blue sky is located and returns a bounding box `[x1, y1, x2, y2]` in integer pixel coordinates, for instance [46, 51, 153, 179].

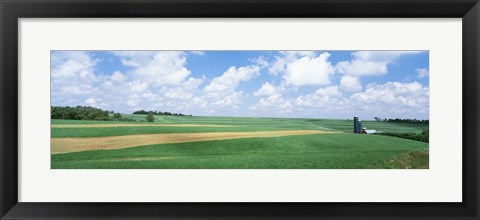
[51, 51, 429, 119]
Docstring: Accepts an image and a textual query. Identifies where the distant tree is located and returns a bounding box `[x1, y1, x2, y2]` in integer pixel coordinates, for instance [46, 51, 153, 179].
[386, 118, 429, 124]
[133, 110, 148, 115]
[374, 117, 382, 122]
[113, 113, 122, 119]
[132, 109, 189, 116]
[146, 113, 155, 122]
[51, 106, 109, 121]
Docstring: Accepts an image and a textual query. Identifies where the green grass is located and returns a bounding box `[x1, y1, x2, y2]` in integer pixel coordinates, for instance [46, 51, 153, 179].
[51, 116, 429, 169]
[52, 116, 427, 138]
[51, 124, 330, 138]
[304, 119, 428, 133]
[51, 126, 314, 138]
[52, 133, 428, 169]
[381, 151, 429, 169]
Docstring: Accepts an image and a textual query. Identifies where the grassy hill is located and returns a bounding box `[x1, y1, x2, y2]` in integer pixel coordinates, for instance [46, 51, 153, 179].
[51, 115, 429, 169]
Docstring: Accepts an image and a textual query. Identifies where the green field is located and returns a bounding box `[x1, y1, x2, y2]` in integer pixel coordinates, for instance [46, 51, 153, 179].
[51, 115, 429, 169]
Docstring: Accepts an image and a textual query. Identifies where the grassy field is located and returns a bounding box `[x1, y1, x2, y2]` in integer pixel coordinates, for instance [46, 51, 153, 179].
[51, 115, 429, 169]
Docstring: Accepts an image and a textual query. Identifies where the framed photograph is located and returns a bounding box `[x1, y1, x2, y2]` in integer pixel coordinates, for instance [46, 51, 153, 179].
[1, 0, 479, 219]
[49, 49, 431, 169]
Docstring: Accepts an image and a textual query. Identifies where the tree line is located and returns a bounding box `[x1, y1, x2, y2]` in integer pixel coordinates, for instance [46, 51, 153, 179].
[132, 110, 191, 116]
[374, 117, 429, 124]
[51, 106, 135, 122]
[378, 129, 429, 143]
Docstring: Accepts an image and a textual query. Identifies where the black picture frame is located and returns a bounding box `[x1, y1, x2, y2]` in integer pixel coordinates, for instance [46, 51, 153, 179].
[1, 0, 479, 219]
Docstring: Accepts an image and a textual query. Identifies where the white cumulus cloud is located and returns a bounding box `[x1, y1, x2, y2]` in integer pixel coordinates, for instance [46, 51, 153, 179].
[110, 71, 125, 82]
[254, 82, 284, 96]
[204, 65, 260, 95]
[335, 60, 388, 76]
[51, 51, 97, 80]
[349, 81, 429, 117]
[114, 51, 191, 87]
[212, 91, 244, 109]
[340, 76, 362, 92]
[51, 51, 99, 107]
[294, 86, 343, 107]
[283, 52, 334, 86]
[190, 51, 205, 56]
[162, 77, 203, 100]
[268, 51, 317, 76]
[249, 94, 294, 116]
[335, 51, 423, 77]
[416, 68, 429, 78]
[288, 81, 429, 119]
[85, 97, 96, 105]
[352, 51, 422, 62]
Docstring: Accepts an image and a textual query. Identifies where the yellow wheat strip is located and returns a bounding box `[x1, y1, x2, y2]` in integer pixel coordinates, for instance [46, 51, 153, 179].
[51, 130, 338, 154]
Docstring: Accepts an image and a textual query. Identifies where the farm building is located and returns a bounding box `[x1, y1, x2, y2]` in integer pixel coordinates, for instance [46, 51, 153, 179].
[354, 116, 382, 134]
[353, 117, 362, 133]
[361, 128, 381, 134]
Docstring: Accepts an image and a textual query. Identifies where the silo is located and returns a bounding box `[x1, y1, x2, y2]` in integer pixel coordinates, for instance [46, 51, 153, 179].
[358, 120, 362, 134]
[353, 117, 359, 133]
